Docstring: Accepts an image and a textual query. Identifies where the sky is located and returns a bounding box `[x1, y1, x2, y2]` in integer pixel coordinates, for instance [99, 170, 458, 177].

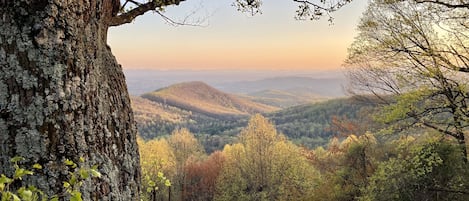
[108, 0, 368, 71]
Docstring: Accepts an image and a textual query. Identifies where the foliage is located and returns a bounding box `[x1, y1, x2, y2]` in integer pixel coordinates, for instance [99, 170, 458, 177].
[167, 128, 206, 201]
[134, 94, 382, 154]
[215, 114, 319, 201]
[183, 151, 226, 201]
[360, 136, 469, 201]
[136, 113, 469, 201]
[0, 157, 100, 201]
[137, 137, 175, 201]
[346, 0, 469, 161]
[306, 133, 379, 201]
[268, 98, 381, 148]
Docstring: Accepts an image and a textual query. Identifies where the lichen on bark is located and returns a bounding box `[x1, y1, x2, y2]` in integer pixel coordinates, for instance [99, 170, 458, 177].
[0, 0, 141, 200]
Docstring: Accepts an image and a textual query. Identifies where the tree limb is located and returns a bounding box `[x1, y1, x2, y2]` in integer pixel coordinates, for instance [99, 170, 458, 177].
[110, 0, 186, 27]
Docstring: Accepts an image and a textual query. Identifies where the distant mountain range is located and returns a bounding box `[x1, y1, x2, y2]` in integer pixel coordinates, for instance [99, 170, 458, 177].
[141, 81, 279, 119]
[124, 70, 347, 97]
[216, 76, 346, 97]
[242, 89, 329, 108]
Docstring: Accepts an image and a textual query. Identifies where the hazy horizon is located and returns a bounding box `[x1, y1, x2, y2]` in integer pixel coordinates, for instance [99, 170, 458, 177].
[109, 0, 368, 71]
[124, 69, 347, 96]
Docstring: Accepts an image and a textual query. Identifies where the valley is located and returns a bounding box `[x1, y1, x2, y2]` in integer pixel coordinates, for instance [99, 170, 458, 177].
[129, 75, 378, 152]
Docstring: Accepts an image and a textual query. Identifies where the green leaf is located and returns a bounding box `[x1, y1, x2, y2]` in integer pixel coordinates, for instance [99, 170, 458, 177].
[0, 174, 13, 184]
[64, 159, 76, 168]
[63, 182, 70, 188]
[79, 157, 85, 163]
[69, 174, 77, 185]
[10, 156, 25, 163]
[146, 187, 153, 193]
[49, 195, 59, 201]
[164, 179, 171, 187]
[157, 172, 164, 178]
[12, 193, 21, 201]
[18, 188, 33, 200]
[148, 180, 156, 187]
[14, 168, 34, 180]
[90, 169, 101, 178]
[79, 168, 89, 179]
[33, 163, 42, 170]
[70, 191, 83, 201]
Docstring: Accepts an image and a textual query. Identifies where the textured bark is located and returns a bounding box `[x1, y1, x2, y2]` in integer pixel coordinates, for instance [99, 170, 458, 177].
[0, 0, 140, 200]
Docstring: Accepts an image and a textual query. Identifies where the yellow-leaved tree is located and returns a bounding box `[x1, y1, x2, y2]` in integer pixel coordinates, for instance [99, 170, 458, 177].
[137, 137, 175, 201]
[215, 114, 319, 201]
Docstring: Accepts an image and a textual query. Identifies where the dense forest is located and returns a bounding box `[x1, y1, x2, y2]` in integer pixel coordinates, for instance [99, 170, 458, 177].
[133, 92, 379, 152]
[138, 114, 469, 201]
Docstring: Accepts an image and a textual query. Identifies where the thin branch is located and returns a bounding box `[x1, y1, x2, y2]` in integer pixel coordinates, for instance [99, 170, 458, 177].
[428, 187, 469, 195]
[155, 10, 206, 27]
[415, 0, 469, 9]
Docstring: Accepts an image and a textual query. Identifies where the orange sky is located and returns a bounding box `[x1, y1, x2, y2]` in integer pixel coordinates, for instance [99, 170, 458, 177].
[108, 0, 368, 71]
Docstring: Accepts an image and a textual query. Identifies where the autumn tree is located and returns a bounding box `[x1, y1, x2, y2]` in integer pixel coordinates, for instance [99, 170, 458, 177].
[183, 151, 225, 201]
[215, 114, 319, 201]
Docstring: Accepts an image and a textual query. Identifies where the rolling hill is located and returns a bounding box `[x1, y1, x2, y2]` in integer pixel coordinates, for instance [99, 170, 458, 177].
[141, 81, 279, 119]
[242, 89, 329, 108]
[131, 96, 191, 124]
[133, 93, 382, 152]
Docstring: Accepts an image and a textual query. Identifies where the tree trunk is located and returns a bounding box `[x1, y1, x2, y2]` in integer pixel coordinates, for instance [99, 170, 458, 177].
[0, 0, 140, 200]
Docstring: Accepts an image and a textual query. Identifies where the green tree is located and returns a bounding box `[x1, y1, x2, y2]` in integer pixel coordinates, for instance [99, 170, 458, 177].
[215, 114, 319, 201]
[346, 0, 469, 161]
[360, 135, 469, 201]
[308, 133, 379, 201]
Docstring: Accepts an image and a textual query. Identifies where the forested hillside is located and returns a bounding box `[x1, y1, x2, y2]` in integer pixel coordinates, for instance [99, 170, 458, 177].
[131, 95, 246, 152]
[241, 89, 328, 108]
[142, 81, 278, 119]
[132, 83, 379, 151]
[268, 97, 380, 147]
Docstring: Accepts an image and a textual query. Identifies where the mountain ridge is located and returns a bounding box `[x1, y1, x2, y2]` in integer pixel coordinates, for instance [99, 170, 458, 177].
[141, 81, 279, 119]
[216, 76, 346, 97]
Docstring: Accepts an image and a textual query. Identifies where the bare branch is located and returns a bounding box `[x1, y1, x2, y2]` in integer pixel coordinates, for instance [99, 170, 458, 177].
[415, 0, 469, 9]
[292, 0, 352, 22]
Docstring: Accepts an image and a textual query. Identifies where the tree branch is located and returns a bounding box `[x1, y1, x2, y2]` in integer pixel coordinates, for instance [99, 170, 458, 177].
[292, 0, 352, 21]
[110, 0, 186, 27]
[415, 0, 469, 9]
[428, 187, 469, 195]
